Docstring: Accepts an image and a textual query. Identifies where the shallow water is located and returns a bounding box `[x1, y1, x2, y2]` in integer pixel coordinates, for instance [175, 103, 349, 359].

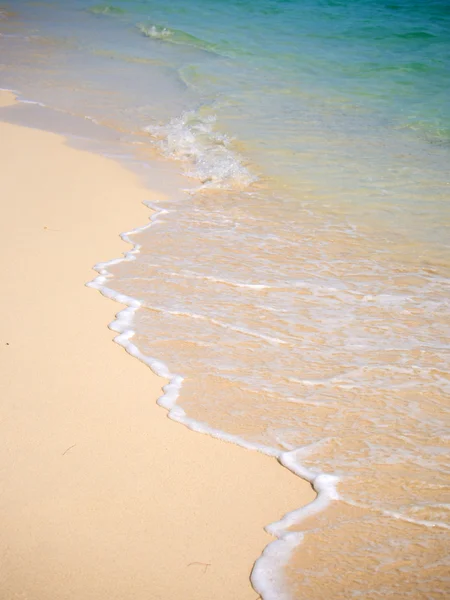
[1, 1, 449, 598]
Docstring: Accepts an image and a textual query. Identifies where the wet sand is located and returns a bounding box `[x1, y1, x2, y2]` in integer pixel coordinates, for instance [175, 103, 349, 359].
[0, 90, 315, 600]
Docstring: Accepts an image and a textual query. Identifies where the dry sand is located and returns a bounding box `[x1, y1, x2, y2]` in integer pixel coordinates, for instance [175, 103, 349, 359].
[0, 90, 315, 600]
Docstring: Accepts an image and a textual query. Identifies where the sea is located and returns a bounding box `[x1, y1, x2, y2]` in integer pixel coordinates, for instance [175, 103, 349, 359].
[1, 0, 449, 598]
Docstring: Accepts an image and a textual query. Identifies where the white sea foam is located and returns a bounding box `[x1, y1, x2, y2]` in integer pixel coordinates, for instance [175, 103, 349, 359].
[144, 110, 256, 190]
[252, 463, 339, 600]
[139, 304, 289, 346]
[137, 23, 172, 40]
[87, 199, 339, 600]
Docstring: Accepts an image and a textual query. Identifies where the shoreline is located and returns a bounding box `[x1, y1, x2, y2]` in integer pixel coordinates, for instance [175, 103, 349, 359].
[0, 90, 315, 600]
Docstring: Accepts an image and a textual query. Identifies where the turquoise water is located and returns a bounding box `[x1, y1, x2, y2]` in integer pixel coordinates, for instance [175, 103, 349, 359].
[1, 1, 450, 598]
[133, 0, 450, 247]
[129, 0, 450, 145]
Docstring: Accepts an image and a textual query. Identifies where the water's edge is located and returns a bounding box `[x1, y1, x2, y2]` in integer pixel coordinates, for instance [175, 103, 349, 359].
[86, 198, 339, 600]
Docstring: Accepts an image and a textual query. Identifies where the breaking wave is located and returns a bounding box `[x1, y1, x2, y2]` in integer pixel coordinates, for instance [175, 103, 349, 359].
[88, 4, 125, 16]
[137, 22, 223, 56]
[144, 110, 256, 190]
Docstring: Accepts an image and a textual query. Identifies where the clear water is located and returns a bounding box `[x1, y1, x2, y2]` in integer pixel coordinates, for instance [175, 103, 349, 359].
[1, 0, 449, 598]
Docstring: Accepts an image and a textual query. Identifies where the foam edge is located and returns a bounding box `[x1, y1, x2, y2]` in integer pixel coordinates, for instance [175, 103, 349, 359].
[86, 199, 341, 600]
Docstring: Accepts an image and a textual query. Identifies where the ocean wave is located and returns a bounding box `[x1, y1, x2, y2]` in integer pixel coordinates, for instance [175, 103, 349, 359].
[137, 23, 172, 40]
[144, 110, 256, 190]
[88, 4, 125, 16]
[136, 22, 221, 55]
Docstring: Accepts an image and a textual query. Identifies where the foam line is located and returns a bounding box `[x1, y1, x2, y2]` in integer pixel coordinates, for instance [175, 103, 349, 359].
[87, 200, 340, 600]
[343, 498, 450, 531]
[0, 88, 103, 126]
[0, 86, 20, 95]
[138, 304, 290, 346]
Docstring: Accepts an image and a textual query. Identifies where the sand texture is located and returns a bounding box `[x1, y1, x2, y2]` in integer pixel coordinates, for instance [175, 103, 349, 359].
[0, 91, 315, 600]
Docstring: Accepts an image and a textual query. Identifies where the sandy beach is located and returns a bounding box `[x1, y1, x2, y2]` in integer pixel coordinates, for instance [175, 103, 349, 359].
[0, 90, 315, 600]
